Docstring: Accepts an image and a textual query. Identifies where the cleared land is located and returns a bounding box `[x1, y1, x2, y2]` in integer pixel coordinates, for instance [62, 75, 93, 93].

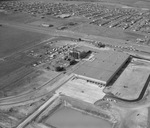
[0, 25, 49, 58]
[71, 24, 145, 42]
[29, 16, 87, 29]
[105, 58, 150, 100]
[57, 76, 106, 104]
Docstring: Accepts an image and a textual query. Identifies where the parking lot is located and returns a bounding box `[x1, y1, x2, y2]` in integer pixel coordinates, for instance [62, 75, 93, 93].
[57, 76, 106, 104]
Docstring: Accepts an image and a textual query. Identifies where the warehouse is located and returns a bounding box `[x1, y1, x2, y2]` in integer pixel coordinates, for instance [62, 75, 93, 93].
[74, 50, 130, 85]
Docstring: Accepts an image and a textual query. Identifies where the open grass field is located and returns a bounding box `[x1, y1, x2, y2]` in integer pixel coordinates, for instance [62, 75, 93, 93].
[0, 66, 34, 97]
[0, 60, 25, 78]
[0, 25, 49, 58]
[0, 12, 38, 23]
[0, 69, 60, 97]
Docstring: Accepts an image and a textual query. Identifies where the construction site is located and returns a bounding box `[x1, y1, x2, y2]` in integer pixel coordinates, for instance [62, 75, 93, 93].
[1, 0, 150, 128]
[0, 38, 148, 128]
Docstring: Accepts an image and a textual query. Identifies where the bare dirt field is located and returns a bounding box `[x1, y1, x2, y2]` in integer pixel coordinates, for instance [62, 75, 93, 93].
[28, 15, 88, 33]
[0, 25, 49, 58]
[71, 24, 145, 42]
[133, 1, 150, 8]
[0, 96, 50, 128]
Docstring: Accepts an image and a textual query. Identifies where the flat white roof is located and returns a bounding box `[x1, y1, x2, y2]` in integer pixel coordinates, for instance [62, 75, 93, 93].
[74, 50, 129, 84]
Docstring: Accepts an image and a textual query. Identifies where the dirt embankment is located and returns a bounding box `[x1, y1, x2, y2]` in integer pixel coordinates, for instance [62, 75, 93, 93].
[60, 95, 116, 123]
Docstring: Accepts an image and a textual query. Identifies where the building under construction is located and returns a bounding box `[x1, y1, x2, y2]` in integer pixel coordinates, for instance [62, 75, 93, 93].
[69, 49, 92, 60]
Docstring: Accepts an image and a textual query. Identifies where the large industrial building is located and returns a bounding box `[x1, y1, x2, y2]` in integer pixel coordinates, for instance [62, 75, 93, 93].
[74, 50, 130, 85]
